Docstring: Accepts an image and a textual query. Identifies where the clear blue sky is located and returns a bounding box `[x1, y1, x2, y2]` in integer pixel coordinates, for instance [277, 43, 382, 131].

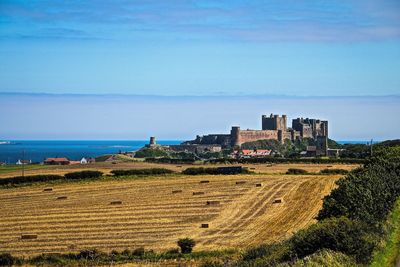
[1, 0, 400, 96]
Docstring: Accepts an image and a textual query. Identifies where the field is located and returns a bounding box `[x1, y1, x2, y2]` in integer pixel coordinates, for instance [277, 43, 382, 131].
[0, 161, 358, 178]
[0, 169, 345, 257]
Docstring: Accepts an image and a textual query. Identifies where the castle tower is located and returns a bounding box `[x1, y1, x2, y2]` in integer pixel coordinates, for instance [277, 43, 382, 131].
[230, 126, 241, 147]
[262, 114, 287, 131]
[149, 136, 156, 146]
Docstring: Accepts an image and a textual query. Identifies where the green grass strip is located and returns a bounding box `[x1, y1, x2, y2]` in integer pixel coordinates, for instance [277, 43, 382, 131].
[370, 198, 400, 267]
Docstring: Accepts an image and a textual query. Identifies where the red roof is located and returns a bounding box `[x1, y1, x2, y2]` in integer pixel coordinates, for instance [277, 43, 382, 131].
[44, 157, 69, 162]
[241, 149, 271, 156]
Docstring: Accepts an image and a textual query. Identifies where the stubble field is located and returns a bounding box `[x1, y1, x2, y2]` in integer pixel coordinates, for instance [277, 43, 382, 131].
[0, 170, 343, 257]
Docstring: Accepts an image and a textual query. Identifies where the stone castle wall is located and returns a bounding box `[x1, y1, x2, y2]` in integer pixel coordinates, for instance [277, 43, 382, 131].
[231, 127, 278, 146]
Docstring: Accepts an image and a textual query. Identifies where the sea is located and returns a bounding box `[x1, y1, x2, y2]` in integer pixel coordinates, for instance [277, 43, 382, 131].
[0, 140, 374, 164]
[0, 140, 182, 164]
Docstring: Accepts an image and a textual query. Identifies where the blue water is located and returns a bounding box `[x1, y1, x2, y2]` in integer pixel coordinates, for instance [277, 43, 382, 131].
[0, 140, 375, 164]
[0, 140, 181, 164]
[337, 140, 378, 145]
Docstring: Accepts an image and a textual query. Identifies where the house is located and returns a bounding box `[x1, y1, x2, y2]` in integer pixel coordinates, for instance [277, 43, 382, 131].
[327, 148, 345, 158]
[305, 146, 317, 157]
[80, 157, 96, 164]
[44, 157, 70, 165]
[69, 160, 81, 165]
[16, 159, 32, 165]
[232, 149, 272, 158]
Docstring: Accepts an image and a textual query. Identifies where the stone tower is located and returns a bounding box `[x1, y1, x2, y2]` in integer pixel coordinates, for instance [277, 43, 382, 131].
[230, 126, 241, 147]
[262, 114, 287, 131]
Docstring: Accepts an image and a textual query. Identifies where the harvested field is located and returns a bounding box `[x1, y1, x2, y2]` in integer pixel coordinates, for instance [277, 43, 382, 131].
[0, 173, 340, 257]
[0, 161, 360, 178]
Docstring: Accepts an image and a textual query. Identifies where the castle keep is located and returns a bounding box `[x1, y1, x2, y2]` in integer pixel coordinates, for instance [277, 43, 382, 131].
[184, 114, 329, 155]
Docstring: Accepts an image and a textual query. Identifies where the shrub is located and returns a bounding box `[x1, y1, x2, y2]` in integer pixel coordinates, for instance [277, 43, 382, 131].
[183, 167, 219, 175]
[64, 171, 103, 180]
[0, 174, 64, 186]
[290, 217, 378, 263]
[183, 166, 247, 175]
[145, 157, 196, 164]
[317, 160, 400, 224]
[30, 253, 66, 265]
[286, 168, 308, 175]
[77, 249, 105, 260]
[134, 147, 169, 158]
[132, 247, 145, 257]
[177, 238, 196, 254]
[319, 168, 349, 175]
[0, 253, 15, 266]
[110, 168, 174, 176]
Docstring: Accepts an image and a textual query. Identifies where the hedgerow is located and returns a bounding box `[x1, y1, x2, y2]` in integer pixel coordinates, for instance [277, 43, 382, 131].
[110, 168, 174, 176]
[64, 171, 103, 180]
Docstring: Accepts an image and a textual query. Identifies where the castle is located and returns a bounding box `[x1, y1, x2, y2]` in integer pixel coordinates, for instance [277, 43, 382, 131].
[183, 114, 329, 155]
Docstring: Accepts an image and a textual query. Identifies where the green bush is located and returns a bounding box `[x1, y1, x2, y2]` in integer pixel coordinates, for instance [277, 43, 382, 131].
[317, 161, 400, 224]
[132, 247, 145, 257]
[77, 249, 106, 260]
[134, 147, 169, 158]
[290, 217, 378, 263]
[319, 168, 349, 175]
[286, 168, 308, 175]
[208, 157, 365, 164]
[279, 249, 357, 267]
[177, 238, 196, 254]
[183, 166, 248, 175]
[145, 157, 196, 164]
[110, 168, 174, 176]
[242, 242, 291, 262]
[0, 174, 64, 186]
[64, 170, 103, 180]
[183, 167, 220, 175]
[0, 253, 15, 266]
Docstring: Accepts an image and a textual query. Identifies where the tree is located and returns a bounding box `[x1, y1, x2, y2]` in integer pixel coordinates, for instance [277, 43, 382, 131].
[177, 238, 196, 254]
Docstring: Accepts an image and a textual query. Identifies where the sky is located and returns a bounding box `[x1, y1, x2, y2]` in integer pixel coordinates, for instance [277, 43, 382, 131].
[0, 1, 399, 140]
[0, 0, 400, 96]
[1, 93, 399, 141]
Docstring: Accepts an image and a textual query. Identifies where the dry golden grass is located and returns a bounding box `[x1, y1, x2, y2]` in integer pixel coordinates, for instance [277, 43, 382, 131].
[0, 172, 341, 257]
[0, 161, 359, 178]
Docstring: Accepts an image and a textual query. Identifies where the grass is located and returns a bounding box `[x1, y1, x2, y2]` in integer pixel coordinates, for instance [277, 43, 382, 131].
[0, 164, 49, 174]
[370, 197, 400, 267]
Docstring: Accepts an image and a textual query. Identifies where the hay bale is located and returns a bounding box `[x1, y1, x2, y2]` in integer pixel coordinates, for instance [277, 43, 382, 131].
[21, 234, 37, 240]
[256, 183, 262, 187]
[193, 191, 205, 195]
[43, 188, 53, 192]
[236, 181, 246, 185]
[200, 180, 210, 184]
[110, 201, 123, 205]
[56, 196, 67, 200]
[176, 165, 182, 168]
[206, 201, 220, 205]
[250, 167, 256, 170]
[201, 223, 209, 228]
[273, 198, 283, 204]
[172, 190, 182, 194]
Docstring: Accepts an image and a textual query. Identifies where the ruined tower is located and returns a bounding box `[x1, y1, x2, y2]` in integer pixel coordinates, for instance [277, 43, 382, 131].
[230, 126, 241, 147]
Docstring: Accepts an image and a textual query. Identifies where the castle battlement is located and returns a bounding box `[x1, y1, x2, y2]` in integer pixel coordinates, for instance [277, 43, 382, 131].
[183, 113, 329, 155]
